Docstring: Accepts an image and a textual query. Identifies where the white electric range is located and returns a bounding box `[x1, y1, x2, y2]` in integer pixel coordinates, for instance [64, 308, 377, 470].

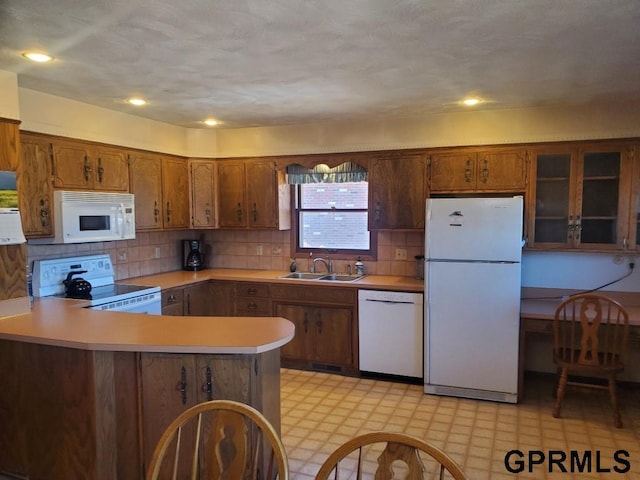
[32, 254, 161, 314]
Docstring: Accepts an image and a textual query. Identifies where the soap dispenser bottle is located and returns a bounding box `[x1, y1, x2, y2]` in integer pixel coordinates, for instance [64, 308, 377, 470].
[354, 257, 365, 276]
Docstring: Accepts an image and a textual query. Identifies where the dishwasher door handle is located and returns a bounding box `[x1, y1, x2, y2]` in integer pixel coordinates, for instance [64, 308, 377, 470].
[364, 299, 416, 305]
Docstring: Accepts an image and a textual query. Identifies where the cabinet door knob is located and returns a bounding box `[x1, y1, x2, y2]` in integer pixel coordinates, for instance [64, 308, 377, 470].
[480, 159, 489, 183]
[84, 156, 92, 182]
[40, 199, 50, 227]
[97, 158, 104, 183]
[464, 159, 472, 183]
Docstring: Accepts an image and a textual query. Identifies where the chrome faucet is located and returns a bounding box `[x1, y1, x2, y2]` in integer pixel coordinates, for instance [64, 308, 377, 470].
[312, 257, 333, 273]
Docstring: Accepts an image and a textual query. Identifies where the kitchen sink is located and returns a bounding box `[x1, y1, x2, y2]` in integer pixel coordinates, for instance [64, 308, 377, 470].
[279, 272, 327, 280]
[279, 272, 364, 282]
[317, 274, 364, 282]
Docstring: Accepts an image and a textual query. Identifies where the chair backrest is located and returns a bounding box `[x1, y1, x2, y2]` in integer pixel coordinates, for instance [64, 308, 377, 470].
[553, 293, 629, 367]
[314, 432, 469, 480]
[146, 399, 288, 480]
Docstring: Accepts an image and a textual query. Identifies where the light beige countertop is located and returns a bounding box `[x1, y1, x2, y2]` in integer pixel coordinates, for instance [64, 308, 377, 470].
[123, 268, 425, 292]
[0, 296, 294, 354]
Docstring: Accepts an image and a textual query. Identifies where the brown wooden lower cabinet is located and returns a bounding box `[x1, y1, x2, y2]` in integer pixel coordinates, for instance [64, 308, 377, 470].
[184, 282, 212, 316]
[162, 281, 236, 316]
[236, 282, 271, 316]
[0, 341, 141, 479]
[139, 350, 279, 477]
[161, 286, 184, 315]
[275, 303, 353, 368]
[0, 340, 280, 480]
[270, 284, 357, 374]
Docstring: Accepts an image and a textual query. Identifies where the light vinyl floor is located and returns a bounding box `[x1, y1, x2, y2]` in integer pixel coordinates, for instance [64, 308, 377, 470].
[281, 368, 640, 480]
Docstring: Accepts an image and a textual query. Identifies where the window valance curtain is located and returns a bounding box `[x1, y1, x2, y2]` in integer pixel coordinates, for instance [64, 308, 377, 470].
[286, 162, 367, 184]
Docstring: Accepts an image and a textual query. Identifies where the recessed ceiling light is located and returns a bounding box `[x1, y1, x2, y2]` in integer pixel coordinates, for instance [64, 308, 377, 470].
[22, 51, 54, 63]
[462, 97, 481, 106]
[203, 119, 219, 126]
[127, 98, 146, 106]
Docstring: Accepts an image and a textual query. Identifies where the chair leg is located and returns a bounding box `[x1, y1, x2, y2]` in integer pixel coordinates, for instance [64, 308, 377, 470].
[553, 368, 568, 418]
[552, 367, 561, 398]
[607, 375, 623, 428]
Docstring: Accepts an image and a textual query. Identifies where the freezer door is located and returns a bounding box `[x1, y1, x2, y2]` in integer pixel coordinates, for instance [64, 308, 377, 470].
[426, 197, 523, 262]
[425, 261, 521, 395]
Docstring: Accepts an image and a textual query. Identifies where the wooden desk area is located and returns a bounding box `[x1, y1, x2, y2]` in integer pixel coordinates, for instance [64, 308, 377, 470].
[519, 289, 640, 400]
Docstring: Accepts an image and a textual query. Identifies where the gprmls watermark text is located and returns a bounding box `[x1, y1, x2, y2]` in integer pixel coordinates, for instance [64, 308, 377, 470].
[504, 450, 631, 474]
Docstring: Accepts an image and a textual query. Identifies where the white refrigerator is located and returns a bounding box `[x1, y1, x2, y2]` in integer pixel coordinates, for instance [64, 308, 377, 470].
[424, 197, 523, 403]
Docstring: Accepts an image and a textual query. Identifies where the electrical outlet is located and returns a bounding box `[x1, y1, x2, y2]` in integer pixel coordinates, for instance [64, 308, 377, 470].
[395, 248, 407, 260]
[155, 247, 161, 259]
[256, 245, 263, 256]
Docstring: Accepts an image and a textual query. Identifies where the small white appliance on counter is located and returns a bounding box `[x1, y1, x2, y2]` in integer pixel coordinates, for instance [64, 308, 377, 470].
[359, 289, 423, 379]
[0, 208, 26, 245]
[29, 190, 136, 244]
[32, 254, 161, 314]
[424, 196, 523, 403]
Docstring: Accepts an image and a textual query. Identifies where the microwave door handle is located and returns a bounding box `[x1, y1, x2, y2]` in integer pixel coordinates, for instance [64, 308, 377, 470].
[117, 203, 124, 238]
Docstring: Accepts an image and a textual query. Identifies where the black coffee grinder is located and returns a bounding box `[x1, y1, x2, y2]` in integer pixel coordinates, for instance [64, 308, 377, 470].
[183, 239, 205, 271]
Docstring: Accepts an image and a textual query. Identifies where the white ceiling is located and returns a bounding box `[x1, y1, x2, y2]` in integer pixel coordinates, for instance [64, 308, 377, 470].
[1, 0, 639, 129]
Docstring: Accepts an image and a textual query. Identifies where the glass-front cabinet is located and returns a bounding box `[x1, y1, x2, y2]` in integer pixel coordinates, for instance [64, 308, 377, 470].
[528, 142, 635, 250]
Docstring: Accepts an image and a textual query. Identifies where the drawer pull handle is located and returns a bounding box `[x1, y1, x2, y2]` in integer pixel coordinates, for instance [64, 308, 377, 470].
[201, 366, 213, 401]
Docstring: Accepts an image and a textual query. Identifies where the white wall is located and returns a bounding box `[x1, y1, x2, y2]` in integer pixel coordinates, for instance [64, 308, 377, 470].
[522, 251, 639, 292]
[18, 88, 190, 156]
[0, 71, 20, 120]
[215, 100, 640, 157]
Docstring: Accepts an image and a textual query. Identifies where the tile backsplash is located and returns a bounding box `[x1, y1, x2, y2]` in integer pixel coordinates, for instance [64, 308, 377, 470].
[26, 229, 425, 281]
[205, 229, 424, 277]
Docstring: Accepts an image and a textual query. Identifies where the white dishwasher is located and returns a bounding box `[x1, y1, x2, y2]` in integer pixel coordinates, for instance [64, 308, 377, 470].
[358, 289, 423, 379]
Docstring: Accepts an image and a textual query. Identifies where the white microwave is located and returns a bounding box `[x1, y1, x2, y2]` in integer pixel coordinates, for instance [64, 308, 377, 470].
[30, 190, 136, 244]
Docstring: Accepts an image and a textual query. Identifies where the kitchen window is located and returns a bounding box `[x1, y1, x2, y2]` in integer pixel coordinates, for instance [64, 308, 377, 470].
[294, 182, 372, 255]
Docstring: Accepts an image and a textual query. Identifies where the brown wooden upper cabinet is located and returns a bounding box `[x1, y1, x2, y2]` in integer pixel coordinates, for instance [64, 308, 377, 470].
[129, 153, 189, 230]
[189, 159, 217, 228]
[429, 147, 527, 193]
[0, 120, 19, 171]
[216, 159, 290, 230]
[527, 142, 635, 251]
[51, 138, 129, 191]
[18, 133, 54, 238]
[162, 157, 190, 229]
[368, 151, 428, 230]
